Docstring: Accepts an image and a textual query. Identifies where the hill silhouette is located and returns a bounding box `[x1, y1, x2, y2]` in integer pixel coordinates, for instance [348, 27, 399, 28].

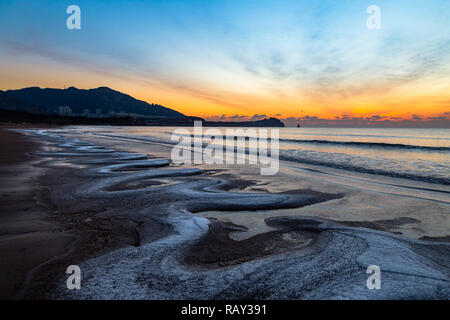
[0, 86, 285, 127]
[2, 86, 185, 118]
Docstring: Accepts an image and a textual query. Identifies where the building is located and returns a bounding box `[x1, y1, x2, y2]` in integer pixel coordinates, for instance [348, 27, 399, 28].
[58, 106, 72, 116]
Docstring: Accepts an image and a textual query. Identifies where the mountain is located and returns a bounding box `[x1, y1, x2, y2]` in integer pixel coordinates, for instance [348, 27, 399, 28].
[0, 86, 285, 127]
[2, 86, 186, 118]
[0, 90, 47, 114]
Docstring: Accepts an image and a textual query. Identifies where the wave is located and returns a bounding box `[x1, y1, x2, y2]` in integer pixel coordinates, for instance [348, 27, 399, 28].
[279, 152, 450, 186]
[168, 132, 449, 152]
[280, 139, 450, 152]
[283, 132, 450, 141]
[91, 131, 450, 185]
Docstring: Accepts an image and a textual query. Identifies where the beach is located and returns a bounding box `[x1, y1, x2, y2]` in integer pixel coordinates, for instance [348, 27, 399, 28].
[0, 128, 76, 299]
[0, 125, 449, 299]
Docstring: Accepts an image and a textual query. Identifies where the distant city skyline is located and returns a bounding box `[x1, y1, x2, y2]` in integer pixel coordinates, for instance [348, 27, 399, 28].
[1, 0, 449, 127]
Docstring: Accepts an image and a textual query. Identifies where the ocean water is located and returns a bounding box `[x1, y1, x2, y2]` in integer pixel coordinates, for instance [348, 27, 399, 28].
[78, 126, 450, 185]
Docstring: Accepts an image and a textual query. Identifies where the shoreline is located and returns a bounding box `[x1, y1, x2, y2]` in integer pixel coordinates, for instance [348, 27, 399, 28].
[0, 125, 449, 299]
[0, 128, 75, 299]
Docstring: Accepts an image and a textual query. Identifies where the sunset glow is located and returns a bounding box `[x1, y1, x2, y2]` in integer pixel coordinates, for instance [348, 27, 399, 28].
[1, 0, 449, 126]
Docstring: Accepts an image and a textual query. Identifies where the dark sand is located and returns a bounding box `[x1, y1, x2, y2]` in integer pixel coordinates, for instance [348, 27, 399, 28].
[0, 127, 341, 298]
[0, 127, 167, 298]
[184, 219, 318, 268]
[0, 128, 75, 299]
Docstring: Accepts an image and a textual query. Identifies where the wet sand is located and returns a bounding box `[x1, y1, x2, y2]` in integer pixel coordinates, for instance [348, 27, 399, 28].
[0, 128, 75, 299]
[1, 126, 449, 299]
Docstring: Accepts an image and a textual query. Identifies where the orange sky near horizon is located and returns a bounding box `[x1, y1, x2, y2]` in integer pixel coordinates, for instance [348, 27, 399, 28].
[1, 1, 450, 126]
[1, 60, 449, 123]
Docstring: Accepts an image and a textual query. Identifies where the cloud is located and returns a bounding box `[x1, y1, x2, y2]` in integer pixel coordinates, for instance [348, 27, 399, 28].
[2, 1, 450, 121]
[248, 114, 267, 120]
[427, 116, 446, 120]
[366, 115, 388, 121]
[280, 115, 450, 128]
[204, 113, 272, 122]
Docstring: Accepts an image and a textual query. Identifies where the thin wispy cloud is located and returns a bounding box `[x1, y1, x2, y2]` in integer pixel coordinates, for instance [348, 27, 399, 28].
[0, 0, 449, 126]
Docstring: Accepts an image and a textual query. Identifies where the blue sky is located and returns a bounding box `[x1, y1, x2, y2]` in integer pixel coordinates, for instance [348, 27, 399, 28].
[1, 0, 449, 126]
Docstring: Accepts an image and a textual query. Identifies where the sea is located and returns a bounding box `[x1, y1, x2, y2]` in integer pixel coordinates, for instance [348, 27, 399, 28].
[69, 126, 450, 185]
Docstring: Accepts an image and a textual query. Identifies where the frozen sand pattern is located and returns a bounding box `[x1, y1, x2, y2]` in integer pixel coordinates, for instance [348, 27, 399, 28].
[18, 129, 450, 299]
[53, 217, 449, 299]
[96, 159, 170, 174]
[83, 153, 149, 164]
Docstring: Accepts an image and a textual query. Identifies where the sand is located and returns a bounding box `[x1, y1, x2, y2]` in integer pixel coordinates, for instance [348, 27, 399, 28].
[0, 128, 76, 299]
[0, 126, 449, 299]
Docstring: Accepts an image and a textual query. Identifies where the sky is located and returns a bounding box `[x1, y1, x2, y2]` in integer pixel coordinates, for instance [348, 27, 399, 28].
[0, 0, 449, 127]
